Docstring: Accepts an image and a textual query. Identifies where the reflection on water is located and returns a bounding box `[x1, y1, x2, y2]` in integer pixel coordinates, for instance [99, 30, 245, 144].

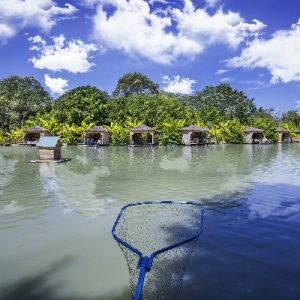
[0, 144, 300, 299]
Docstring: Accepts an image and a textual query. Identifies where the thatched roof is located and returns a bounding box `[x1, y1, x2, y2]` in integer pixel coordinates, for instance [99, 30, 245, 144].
[293, 128, 300, 133]
[23, 125, 48, 133]
[244, 127, 264, 133]
[130, 124, 155, 133]
[181, 124, 208, 132]
[276, 127, 290, 133]
[84, 126, 109, 133]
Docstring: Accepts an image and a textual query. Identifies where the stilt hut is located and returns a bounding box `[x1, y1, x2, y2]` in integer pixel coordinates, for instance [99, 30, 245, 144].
[292, 129, 300, 142]
[36, 136, 62, 161]
[244, 127, 265, 144]
[181, 125, 209, 145]
[276, 128, 291, 142]
[22, 126, 49, 145]
[83, 126, 110, 146]
[129, 124, 155, 146]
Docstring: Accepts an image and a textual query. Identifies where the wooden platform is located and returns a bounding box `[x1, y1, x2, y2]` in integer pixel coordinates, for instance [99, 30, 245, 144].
[28, 158, 71, 163]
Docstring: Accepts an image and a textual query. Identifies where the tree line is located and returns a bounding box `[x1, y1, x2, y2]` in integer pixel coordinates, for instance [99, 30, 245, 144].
[1, 73, 300, 145]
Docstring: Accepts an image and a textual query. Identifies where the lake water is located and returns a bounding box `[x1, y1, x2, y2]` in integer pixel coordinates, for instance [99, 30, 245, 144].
[0, 144, 300, 300]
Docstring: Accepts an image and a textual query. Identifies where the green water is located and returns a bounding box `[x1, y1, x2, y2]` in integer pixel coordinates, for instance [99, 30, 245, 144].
[1, 144, 300, 299]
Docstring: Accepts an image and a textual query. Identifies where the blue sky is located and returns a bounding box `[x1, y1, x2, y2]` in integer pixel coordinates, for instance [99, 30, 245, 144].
[1, 0, 300, 114]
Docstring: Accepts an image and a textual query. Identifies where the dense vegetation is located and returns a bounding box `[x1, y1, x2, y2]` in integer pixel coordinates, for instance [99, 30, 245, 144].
[1, 73, 300, 145]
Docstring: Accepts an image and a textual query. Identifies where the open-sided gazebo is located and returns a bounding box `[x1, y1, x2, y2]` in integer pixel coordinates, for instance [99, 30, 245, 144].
[244, 127, 265, 144]
[22, 125, 49, 145]
[83, 126, 110, 146]
[181, 125, 209, 145]
[129, 124, 155, 146]
[276, 127, 291, 143]
[292, 129, 300, 142]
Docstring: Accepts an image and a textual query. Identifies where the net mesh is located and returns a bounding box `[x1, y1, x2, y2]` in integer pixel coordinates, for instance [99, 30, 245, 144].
[113, 201, 204, 300]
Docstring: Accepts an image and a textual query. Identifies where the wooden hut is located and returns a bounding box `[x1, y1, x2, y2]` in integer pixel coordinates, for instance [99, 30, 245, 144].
[36, 136, 62, 161]
[292, 129, 300, 142]
[276, 128, 291, 143]
[83, 126, 110, 146]
[129, 124, 155, 146]
[22, 125, 49, 145]
[181, 125, 209, 145]
[244, 127, 265, 144]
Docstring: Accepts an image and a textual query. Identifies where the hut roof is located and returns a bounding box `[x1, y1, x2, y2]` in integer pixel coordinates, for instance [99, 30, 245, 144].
[293, 128, 300, 133]
[244, 127, 264, 133]
[23, 125, 48, 133]
[181, 124, 209, 132]
[37, 136, 62, 148]
[130, 124, 155, 133]
[84, 126, 109, 133]
[276, 127, 290, 133]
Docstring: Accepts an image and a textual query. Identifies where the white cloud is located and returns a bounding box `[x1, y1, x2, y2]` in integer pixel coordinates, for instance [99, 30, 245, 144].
[226, 19, 300, 84]
[0, 24, 16, 42]
[204, 0, 221, 8]
[220, 77, 234, 82]
[0, 0, 78, 43]
[161, 75, 197, 94]
[296, 100, 300, 108]
[215, 69, 228, 75]
[44, 74, 68, 95]
[92, 0, 265, 65]
[29, 34, 97, 73]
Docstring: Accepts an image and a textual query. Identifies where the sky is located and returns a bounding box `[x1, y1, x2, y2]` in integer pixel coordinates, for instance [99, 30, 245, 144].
[1, 0, 300, 114]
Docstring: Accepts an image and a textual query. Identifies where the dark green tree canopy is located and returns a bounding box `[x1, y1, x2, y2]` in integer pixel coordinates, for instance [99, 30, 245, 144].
[183, 83, 257, 125]
[0, 75, 52, 131]
[112, 72, 159, 97]
[281, 110, 300, 127]
[51, 85, 110, 126]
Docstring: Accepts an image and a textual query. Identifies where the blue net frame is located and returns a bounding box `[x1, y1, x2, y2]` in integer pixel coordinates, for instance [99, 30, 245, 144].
[112, 201, 205, 300]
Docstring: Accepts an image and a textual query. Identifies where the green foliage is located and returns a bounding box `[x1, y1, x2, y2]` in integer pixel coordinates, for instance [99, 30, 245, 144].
[281, 110, 300, 128]
[6, 127, 23, 143]
[0, 128, 6, 144]
[112, 72, 159, 97]
[39, 116, 60, 136]
[158, 119, 185, 145]
[253, 116, 277, 141]
[52, 85, 110, 126]
[59, 123, 81, 145]
[0, 75, 52, 131]
[105, 122, 129, 145]
[209, 118, 245, 144]
[186, 83, 257, 125]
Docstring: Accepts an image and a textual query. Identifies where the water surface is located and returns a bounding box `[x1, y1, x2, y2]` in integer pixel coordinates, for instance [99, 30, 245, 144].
[0, 144, 300, 299]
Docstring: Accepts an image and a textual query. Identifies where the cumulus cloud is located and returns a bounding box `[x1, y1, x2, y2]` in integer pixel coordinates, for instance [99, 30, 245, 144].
[92, 0, 265, 64]
[44, 74, 68, 95]
[29, 34, 97, 73]
[161, 75, 197, 94]
[0, 1, 78, 43]
[226, 19, 300, 84]
[296, 100, 300, 108]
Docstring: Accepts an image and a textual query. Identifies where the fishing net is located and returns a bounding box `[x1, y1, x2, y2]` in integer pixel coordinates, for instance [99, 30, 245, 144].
[112, 201, 204, 300]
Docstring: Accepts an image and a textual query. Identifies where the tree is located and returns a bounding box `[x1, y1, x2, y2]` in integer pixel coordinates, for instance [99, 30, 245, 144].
[281, 110, 300, 128]
[159, 119, 185, 145]
[0, 75, 52, 131]
[105, 122, 129, 145]
[51, 85, 110, 126]
[186, 83, 257, 124]
[112, 72, 159, 97]
[39, 115, 60, 136]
